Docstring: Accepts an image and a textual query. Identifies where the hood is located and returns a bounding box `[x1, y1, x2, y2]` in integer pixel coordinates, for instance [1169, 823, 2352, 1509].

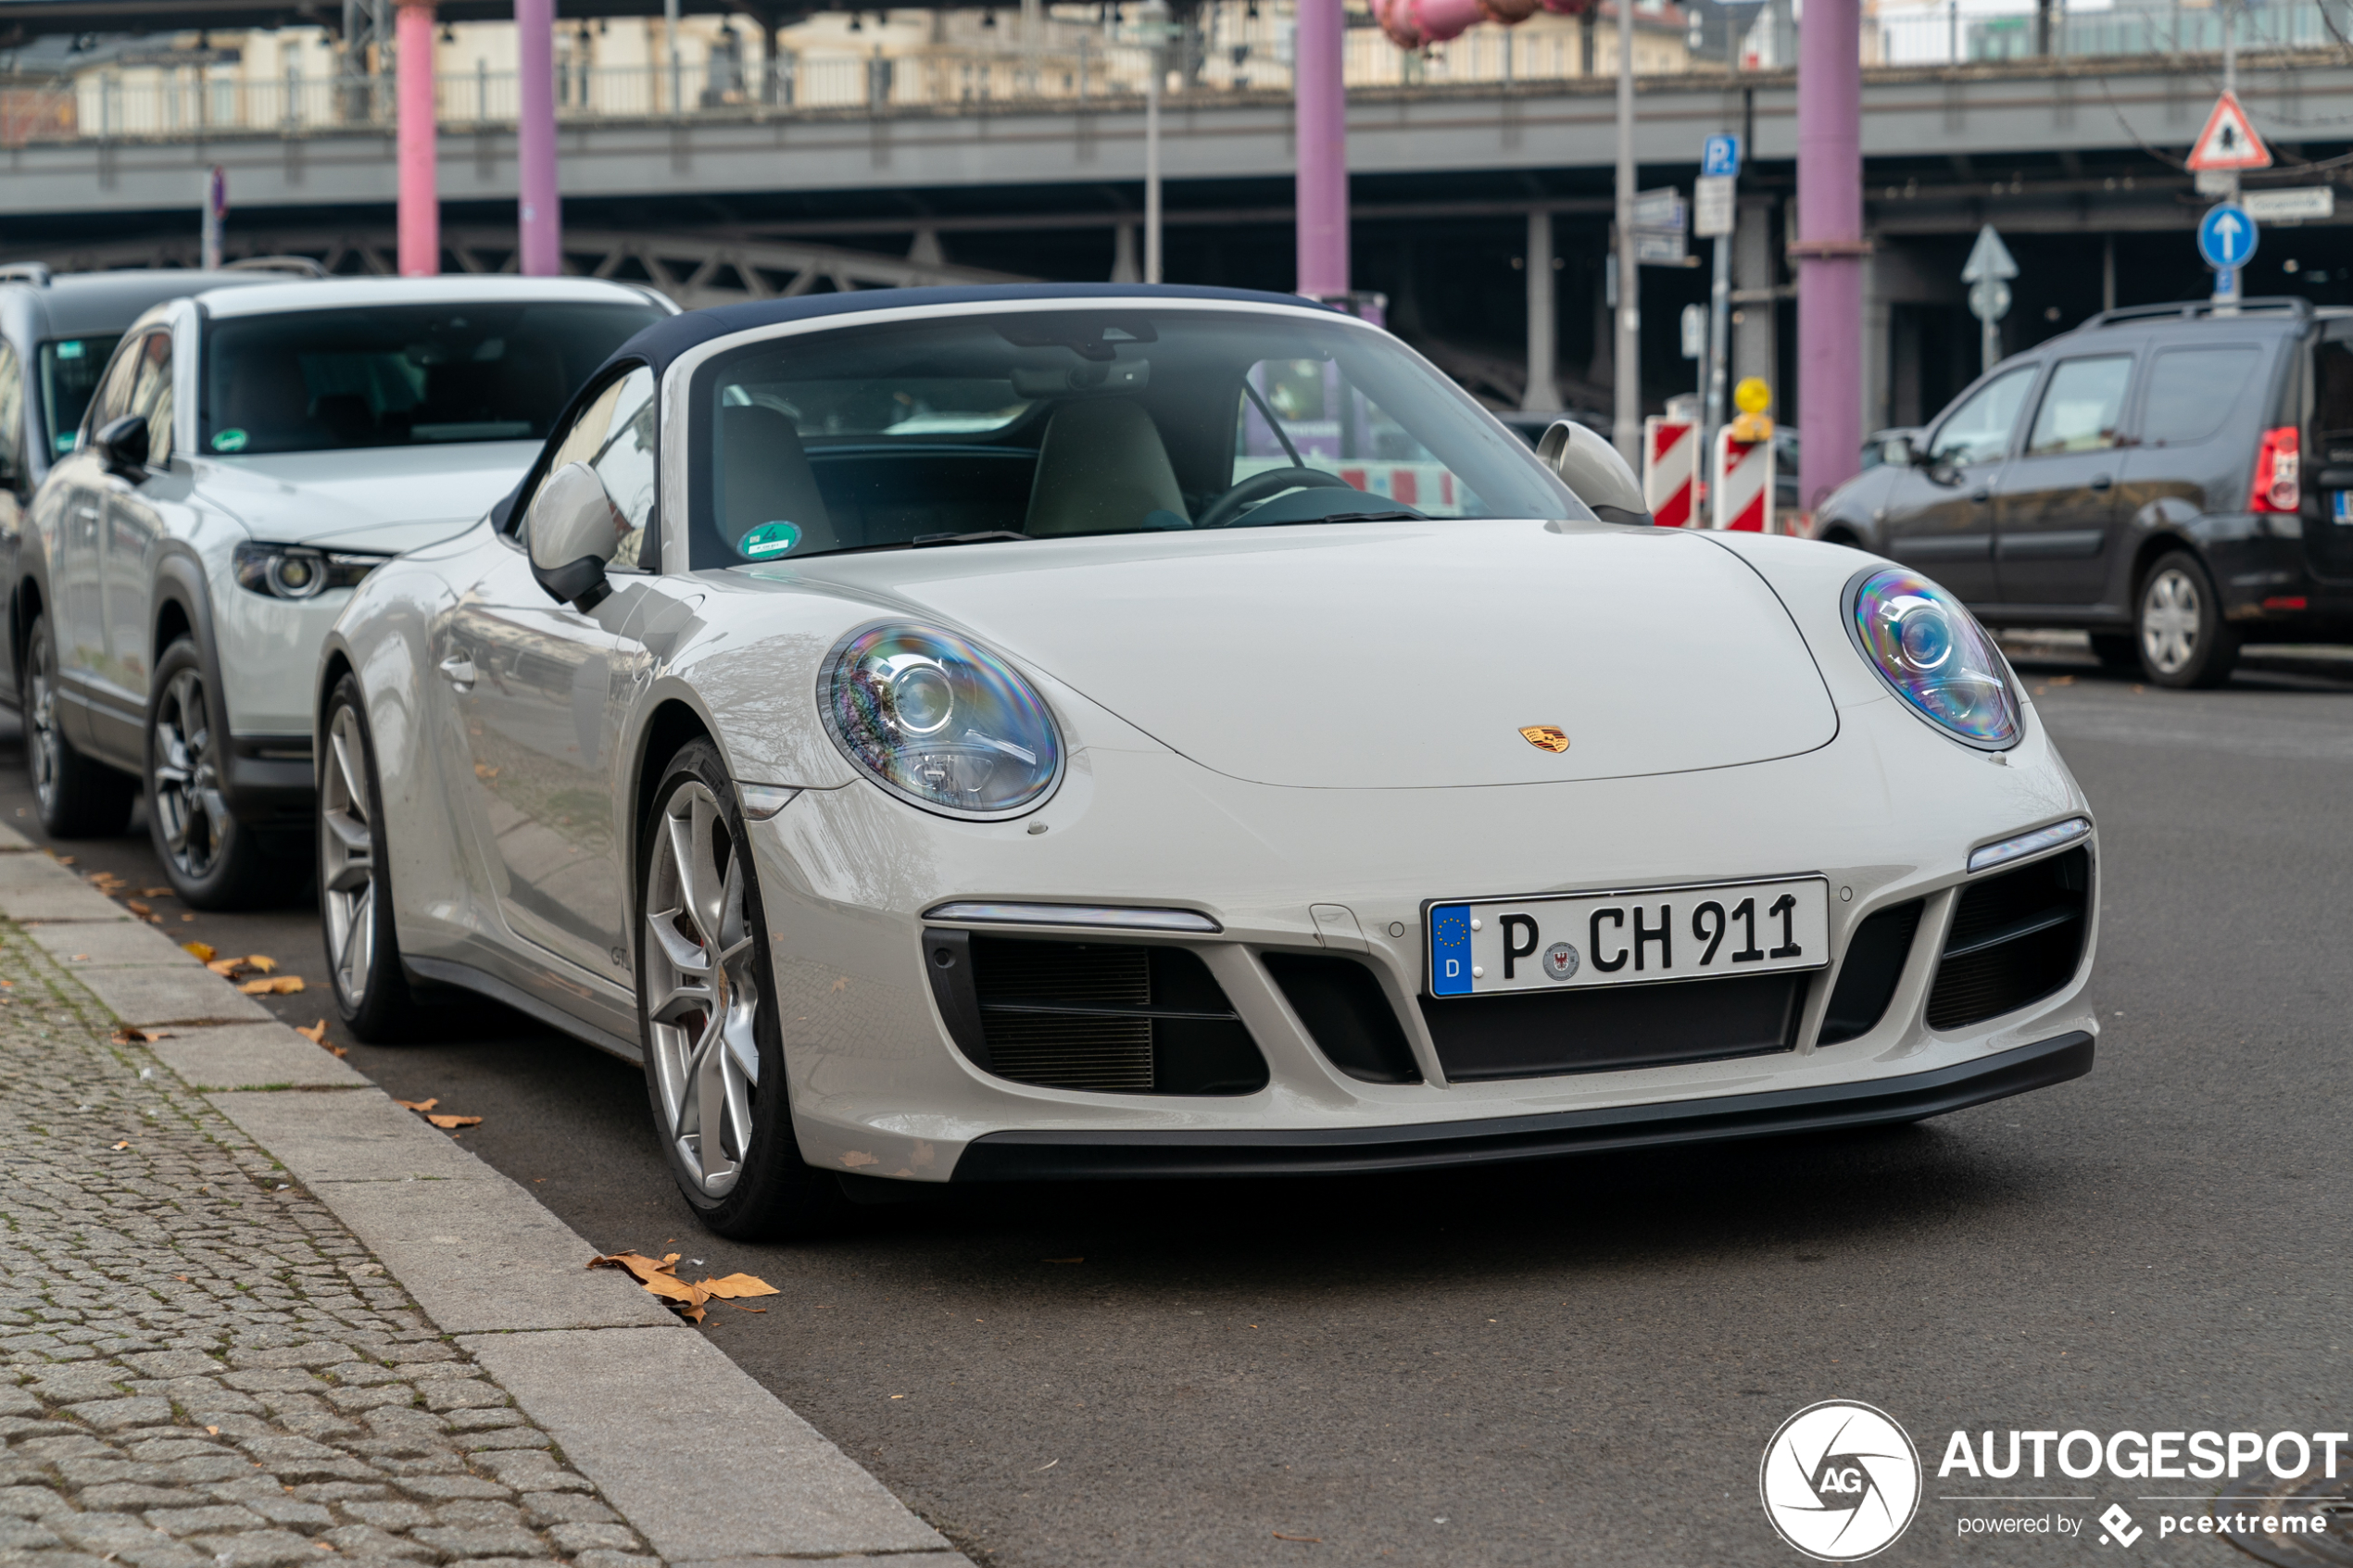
[813, 521, 1841, 789]
[194, 441, 541, 550]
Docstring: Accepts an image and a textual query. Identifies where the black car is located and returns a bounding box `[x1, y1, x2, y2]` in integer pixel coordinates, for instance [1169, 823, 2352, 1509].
[1814, 297, 2353, 687]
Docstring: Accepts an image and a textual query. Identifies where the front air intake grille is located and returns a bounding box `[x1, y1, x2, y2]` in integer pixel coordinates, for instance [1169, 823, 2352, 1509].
[1417, 972, 1806, 1083]
[1263, 952, 1422, 1084]
[922, 929, 1268, 1096]
[1818, 899, 1925, 1046]
[1925, 847, 2091, 1031]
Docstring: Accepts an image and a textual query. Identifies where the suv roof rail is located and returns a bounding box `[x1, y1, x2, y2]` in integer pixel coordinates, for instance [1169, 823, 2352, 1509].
[2080, 296, 2314, 329]
[0, 262, 53, 287]
[222, 255, 331, 278]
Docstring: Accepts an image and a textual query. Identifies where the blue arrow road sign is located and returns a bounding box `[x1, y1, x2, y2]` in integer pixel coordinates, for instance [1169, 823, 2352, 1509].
[1703, 133, 1742, 179]
[2198, 204, 2259, 270]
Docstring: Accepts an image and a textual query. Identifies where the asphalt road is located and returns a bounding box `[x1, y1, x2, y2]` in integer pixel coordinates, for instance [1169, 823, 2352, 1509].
[5, 645, 2348, 1568]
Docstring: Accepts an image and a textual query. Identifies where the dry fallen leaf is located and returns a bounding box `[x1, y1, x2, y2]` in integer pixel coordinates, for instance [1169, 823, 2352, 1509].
[1272, 1532, 1323, 1544]
[729, 1304, 767, 1313]
[394, 1098, 440, 1112]
[296, 1020, 329, 1045]
[205, 957, 241, 976]
[589, 1251, 777, 1327]
[142, 887, 170, 897]
[69, 955, 88, 963]
[110, 1026, 171, 1044]
[110, 1141, 129, 1150]
[205, 1425, 219, 1436]
[425, 1114, 482, 1130]
[239, 975, 305, 995]
[51, 854, 73, 865]
[327, 1046, 349, 1058]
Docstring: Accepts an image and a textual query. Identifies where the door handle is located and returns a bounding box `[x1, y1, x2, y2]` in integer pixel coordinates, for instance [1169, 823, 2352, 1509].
[438, 654, 477, 689]
[1969, 486, 1992, 504]
[2090, 473, 2114, 491]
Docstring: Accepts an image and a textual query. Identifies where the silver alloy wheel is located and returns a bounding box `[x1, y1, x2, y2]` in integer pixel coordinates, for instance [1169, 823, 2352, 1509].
[2140, 566, 2202, 675]
[151, 668, 233, 879]
[320, 704, 377, 1009]
[25, 626, 63, 814]
[644, 781, 761, 1198]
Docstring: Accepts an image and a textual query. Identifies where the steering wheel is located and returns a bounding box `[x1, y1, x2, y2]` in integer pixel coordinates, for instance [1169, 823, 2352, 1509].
[1194, 466, 1359, 531]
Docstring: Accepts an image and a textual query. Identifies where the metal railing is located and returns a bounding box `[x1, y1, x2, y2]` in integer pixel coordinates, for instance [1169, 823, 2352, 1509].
[0, 2, 2342, 148]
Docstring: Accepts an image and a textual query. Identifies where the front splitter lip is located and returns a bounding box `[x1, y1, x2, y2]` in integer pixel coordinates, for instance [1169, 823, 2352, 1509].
[949, 1030, 2094, 1181]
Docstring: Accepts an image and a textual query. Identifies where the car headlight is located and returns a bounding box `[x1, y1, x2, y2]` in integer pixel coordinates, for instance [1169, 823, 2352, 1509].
[232, 544, 388, 601]
[820, 622, 1063, 819]
[1844, 566, 2020, 748]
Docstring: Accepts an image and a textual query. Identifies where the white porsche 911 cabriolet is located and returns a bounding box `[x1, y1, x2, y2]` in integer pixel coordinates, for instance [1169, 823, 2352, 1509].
[318, 283, 2098, 1238]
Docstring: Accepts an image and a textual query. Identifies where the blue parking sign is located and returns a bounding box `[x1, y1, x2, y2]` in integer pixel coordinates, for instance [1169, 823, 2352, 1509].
[1703, 133, 1742, 179]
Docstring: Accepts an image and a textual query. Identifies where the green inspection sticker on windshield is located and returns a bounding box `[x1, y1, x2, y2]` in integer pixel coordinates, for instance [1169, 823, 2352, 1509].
[739, 521, 801, 558]
[210, 428, 249, 453]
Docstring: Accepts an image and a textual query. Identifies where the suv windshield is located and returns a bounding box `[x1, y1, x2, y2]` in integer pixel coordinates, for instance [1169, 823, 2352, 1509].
[687, 307, 1581, 566]
[201, 301, 662, 456]
[38, 336, 121, 458]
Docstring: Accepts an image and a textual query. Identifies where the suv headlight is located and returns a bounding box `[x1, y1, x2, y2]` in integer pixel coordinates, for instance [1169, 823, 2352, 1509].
[1844, 566, 2020, 748]
[820, 623, 1063, 819]
[232, 544, 389, 601]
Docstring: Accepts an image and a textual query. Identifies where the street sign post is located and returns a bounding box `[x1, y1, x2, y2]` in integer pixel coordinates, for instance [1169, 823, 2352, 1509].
[2197, 202, 2259, 311]
[1697, 136, 1739, 478]
[201, 166, 227, 271]
[1960, 224, 2018, 372]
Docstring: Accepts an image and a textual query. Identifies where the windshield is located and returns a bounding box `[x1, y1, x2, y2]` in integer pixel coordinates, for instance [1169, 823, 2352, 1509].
[38, 335, 120, 458]
[686, 307, 1581, 566]
[200, 301, 663, 456]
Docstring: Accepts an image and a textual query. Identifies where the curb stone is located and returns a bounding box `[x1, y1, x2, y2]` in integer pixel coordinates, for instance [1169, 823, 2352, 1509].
[0, 832, 973, 1568]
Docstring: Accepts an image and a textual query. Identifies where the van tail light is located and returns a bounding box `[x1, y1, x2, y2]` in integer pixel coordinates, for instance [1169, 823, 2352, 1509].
[2252, 425, 2301, 513]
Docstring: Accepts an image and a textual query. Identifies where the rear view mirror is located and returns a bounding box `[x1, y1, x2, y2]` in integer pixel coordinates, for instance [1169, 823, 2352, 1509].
[94, 414, 149, 480]
[1881, 434, 1915, 469]
[526, 461, 626, 610]
[1537, 420, 1652, 526]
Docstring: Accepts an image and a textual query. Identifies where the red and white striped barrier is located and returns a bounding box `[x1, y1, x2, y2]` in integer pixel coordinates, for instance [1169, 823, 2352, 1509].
[1711, 428, 1776, 533]
[1642, 417, 1698, 529]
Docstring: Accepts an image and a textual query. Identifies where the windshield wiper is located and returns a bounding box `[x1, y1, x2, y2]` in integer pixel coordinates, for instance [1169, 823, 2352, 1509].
[912, 530, 1033, 548]
[1233, 509, 1426, 528]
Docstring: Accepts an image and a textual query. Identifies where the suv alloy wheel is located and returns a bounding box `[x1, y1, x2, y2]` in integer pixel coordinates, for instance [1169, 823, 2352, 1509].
[146, 638, 272, 907]
[20, 610, 135, 838]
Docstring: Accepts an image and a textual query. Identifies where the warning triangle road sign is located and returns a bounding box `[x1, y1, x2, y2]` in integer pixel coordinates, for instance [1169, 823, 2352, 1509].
[2187, 91, 2272, 171]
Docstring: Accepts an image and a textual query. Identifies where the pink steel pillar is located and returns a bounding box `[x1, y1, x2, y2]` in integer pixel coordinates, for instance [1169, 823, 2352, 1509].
[395, 0, 440, 277]
[1794, 0, 1864, 514]
[514, 0, 561, 273]
[1293, 0, 1348, 296]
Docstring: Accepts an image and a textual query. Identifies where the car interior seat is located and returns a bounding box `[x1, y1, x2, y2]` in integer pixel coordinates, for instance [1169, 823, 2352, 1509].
[1023, 398, 1189, 535]
[711, 405, 839, 559]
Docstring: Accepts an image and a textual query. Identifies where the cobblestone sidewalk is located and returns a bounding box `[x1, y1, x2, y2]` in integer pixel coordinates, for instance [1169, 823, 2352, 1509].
[0, 924, 656, 1568]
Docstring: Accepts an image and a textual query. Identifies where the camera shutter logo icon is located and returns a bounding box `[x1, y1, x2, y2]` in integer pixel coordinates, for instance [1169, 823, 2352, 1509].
[1759, 1400, 1922, 1561]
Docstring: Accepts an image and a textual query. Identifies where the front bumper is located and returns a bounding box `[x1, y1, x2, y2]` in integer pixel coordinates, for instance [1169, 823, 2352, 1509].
[952, 1030, 2094, 1180]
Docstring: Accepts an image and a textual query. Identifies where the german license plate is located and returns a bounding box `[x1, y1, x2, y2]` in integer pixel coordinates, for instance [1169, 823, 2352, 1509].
[1427, 876, 1831, 997]
[2334, 491, 2353, 526]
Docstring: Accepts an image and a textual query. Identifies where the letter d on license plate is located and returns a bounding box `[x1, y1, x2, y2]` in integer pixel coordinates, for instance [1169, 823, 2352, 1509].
[1427, 877, 1830, 997]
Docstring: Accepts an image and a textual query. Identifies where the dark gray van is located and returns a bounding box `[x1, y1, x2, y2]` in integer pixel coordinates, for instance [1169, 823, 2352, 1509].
[1814, 296, 2348, 688]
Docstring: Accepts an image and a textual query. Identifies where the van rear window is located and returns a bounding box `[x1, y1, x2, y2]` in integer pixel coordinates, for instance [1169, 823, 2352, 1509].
[2139, 346, 2262, 448]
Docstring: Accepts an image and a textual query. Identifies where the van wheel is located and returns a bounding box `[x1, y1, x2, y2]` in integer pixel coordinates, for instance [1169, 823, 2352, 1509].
[20, 610, 135, 838]
[146, 639, 272, 908]
[2135, 552, 2240, 689]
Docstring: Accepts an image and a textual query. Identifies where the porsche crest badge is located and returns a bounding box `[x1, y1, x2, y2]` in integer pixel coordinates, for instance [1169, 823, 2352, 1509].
[1519, 725, 1571, 753]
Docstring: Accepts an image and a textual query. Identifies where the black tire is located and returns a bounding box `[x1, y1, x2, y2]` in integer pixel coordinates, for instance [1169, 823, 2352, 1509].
[2087, 633, 2140, 673]
[145, 638, 273, 908]
[318, 673, 421, 1041]
[2134, 550, 2240, 689]
[20, 608, 136, 838]
[635, 738, 854, 1240]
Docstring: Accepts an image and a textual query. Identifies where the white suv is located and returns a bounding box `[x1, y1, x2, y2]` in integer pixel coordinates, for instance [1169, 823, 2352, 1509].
[19, 274, 673, 905]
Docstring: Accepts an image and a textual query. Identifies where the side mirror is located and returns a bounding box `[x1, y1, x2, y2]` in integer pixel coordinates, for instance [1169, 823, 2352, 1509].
[1881, 434, 1915, 469]
[525, 461, 626, 610]
[1537, 420, 1652, 526]
[94, 414, 148, 480]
